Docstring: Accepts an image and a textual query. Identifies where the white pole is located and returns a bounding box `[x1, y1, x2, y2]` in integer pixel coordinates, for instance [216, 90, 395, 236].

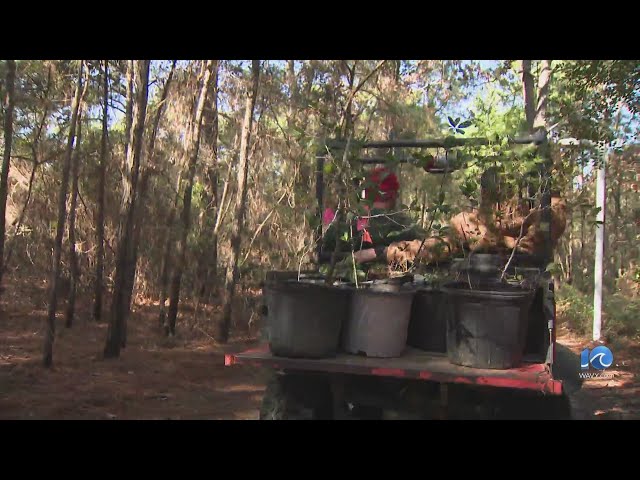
[593, 147, 607, 342]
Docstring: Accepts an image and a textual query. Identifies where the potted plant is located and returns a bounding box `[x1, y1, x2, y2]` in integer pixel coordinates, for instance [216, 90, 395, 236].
[263, 277, 351, 359]
[317, 140, 421, 358]
[407, 269, 453, 354]
[435, 131, 555, 369]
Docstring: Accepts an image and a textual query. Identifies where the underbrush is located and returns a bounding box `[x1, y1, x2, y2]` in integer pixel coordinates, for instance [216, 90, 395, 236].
[556, 283, 640, 340]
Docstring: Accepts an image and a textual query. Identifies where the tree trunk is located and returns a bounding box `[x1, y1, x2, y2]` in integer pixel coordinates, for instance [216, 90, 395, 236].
[111, 59, 136, 346]
[521, 60, 536, 133]
[166, 60, 216, 336]
[195, 61, 219, 305]
[216, 60, 261, 343]
[286, 60, 297, 122]
[94, 59, 109, 322]
[0, 60, 16, 290]
[104, 60, 150, 359]
[65, 99, 85, 328]
[611, 108, 623, 282]
[65, 68, 90, 328]
[123, 60, 134, 157]
[44, 60, 84, 367]
[534, 60, 552, 132]
[613, 160, 622, 277]
[120, 60, 176, 342]
[567, 215, 573, 284]
[579, 166, 585, 263]
[157, 172, 182, 331]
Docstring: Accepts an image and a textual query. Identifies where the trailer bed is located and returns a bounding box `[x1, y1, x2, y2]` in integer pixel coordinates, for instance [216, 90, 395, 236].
[225, 345, 563, 395]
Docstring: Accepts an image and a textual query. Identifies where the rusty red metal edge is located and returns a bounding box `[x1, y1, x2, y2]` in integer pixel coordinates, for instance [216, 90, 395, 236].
[225, 351, 563, 395]
[371, 368, 406, 377]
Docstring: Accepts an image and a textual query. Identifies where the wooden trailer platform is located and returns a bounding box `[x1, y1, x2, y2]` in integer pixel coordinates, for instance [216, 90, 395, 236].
[225, 344, 564, 395]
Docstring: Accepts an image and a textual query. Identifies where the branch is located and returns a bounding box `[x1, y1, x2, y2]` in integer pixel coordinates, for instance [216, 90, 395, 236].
[353, 60, 387, 97]
[410, 169, 449, 268]
[240, 188, 288, 265]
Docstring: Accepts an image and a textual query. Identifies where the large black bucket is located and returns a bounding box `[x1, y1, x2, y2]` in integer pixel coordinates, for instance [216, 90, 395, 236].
[407, 288, 448, 353]
[263, 281, 351, 358]
[441, 281, 535, 369]
[452, 253, 546, 277]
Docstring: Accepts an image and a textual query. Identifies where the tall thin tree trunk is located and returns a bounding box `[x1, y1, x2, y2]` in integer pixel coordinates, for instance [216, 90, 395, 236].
[111, 59, 136, 346]
[567, 216, 573, 284]
[104, 60, 150, 359]
[124, 60, 134, 158]
[522, 60, 536, 133]
[65, 102, 85, 328]
[121, 60, 176, 343]
[217, 60, 261, 343]
[579, 166, 585, 263]
[65, 69, 90, 328]
[0, 60, 16, 291]
[158, 171, 182, 330]
[611, 108, 623, 281]
[613, 160, 622, 277]
[44, 61, 84, 367]
[166, 60, 215, 336]
[286, 60, 297, 122]
[94, 60, 109, 322]
[534, 60, 552, 132]
[196, 61, 219, 304]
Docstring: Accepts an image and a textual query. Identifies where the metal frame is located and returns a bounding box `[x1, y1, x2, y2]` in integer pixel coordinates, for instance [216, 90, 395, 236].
[314, 131, 553, 264]
[224, 130, 566, 419]
[225, 346, 563, 395]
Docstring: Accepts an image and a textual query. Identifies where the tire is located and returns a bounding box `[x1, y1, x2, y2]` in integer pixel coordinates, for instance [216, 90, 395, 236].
[491, 391, 573, 420]
[347, 404, 384, 420]
[538, 393, 572, 420]
[447, 385, 573, 420]
[259, 373, 333, 420]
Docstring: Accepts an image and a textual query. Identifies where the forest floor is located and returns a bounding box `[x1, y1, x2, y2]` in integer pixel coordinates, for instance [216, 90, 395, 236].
[1, 271, 638, 420]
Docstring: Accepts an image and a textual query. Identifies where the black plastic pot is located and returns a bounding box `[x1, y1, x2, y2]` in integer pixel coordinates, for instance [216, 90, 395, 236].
[441, 280, 535, 369]
[263, 281, 351, 359]
[465, 253, 508, 275]
[407, 287, 448, 353]
[342, 282, 415, 358]
[453, 253, 545, 276]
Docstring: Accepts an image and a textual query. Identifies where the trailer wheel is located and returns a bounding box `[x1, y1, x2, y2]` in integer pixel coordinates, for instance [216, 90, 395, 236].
[538, 393, 572, 420]
[259, 373, 333, 420]
[491, 391, 573, 420]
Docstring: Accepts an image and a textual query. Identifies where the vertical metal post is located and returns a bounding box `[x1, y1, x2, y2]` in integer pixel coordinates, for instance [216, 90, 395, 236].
[593, 147, 607, 342]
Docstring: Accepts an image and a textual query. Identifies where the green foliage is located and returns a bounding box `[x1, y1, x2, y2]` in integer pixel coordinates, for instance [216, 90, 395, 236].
[5, 58, 639, 315]
[559, 60, 640, 117]
[605, 293, 640, 338]
[557, 284, 640, 339]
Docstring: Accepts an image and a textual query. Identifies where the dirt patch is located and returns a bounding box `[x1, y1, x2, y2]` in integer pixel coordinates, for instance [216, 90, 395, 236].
[0, 273, 268, 420]
[2, 272, 638, 420]
[556, 325, 640, 420]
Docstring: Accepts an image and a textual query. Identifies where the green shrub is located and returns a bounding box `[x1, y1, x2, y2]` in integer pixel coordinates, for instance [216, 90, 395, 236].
[556, 283, 640, 339]
[604, 293, 640, 338]
[556, 284, 593, 335]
